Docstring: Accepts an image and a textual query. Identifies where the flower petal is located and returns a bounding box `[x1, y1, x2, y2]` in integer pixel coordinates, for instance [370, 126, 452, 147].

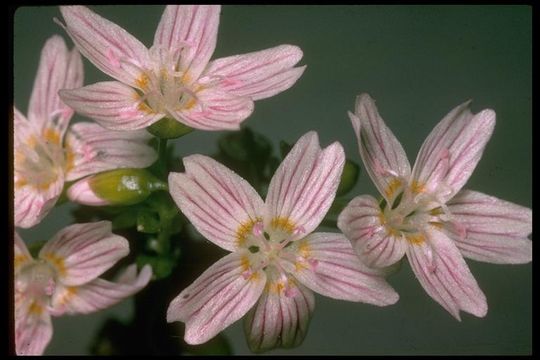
[50, 264, 152, 316]
[154, 5, 220, 82]
[406, 227, 487, 320]
[411, 101, 496, 203]
[15, 297, 53, 355]
[166, 252, 267, 345]
[168, 155, 264, 252]
[265, 131, 345, 240]
[64, 122, 157, 181]
[15, 232, 33, 274]
[38, 221, 129, 287]
[444, 190, 532, 264]
[350, 94, 411, 204]
[59, 82, 163, 130]
[172, 87, 254, 130]
[203, 45, 305, 101]
[28, 35, 83, 138]
[282, 232, 399, 306]
[243, 269, 315, 353]
[338, 195, 407, 268]
[59, 6, 149, 87]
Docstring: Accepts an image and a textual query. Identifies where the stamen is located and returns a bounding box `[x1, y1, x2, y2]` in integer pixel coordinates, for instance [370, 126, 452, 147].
[252, 221, 264, 237]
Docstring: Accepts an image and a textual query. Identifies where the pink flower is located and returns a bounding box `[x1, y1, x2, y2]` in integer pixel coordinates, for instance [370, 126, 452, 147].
[166, 132, 398, 351]
[14, 35, 157, 228]
[58, 5, 306, 131]
[14, 221, 152, 355]
[338, 94, 532, 320]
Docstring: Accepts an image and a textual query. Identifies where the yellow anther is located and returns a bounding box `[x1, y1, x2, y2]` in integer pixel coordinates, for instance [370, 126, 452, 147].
[406, 233, 425, 245]
[28, 301, 43, 315]
[41, 253, 66, 277]
[135, 74, 150, 90]
[410, 180, 426, 194]
[43, 128, 61, 145]
[236, 217, 262, 247]
[384, 178, 402, 199]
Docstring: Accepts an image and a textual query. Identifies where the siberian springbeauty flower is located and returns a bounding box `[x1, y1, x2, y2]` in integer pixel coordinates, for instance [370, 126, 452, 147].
[338, 94, 532, 320]
[166, 132, 398, 352]
[14, 221, 152, 355]
[14, 35, 157, 228]
[58, 5, 305, 132]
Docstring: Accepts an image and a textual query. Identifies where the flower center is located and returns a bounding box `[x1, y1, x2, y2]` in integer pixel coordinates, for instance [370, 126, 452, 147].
[16, 259, 58, 302]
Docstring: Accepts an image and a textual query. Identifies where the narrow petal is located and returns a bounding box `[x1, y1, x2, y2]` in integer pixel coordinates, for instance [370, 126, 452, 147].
[15, 232, 33, 273]
[64, 122, 157, 181]
[411, 101, 496, 203]
[59, 82, 163, 130]
[154, 5, 220, 81]
[60, 6, 149, 87]
[350, 94, 411, 204]
[15, 297, 53, 355]
[28, 36, 84, 139]
[444, 190, 532, 264]
[166, 252, 267, 345]
[173, 87, 254, 130]
[282, 233, 399, 306]
[38, 221, 129, 286]
[168, 155, 264, 252]
[406, 228, 487, 320]
[50, 264, 152, 316]
[243, 269, 315, 353]
[338, 195, 407, 268]
[202, 45, 305, 101]
[265, 132, 345, 240]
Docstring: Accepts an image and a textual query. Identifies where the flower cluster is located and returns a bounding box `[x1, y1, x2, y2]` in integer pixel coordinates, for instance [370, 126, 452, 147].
[13, 5, 531, 355]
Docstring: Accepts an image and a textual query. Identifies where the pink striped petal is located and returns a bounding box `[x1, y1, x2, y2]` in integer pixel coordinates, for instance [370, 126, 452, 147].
[64, 122, 157, 181]
[203, 45, 305, 101]
[28, 36, 83, 138]
[166, 252, 267, 345]
[15, 297, 53, 355]
[173, 87, 254, 130]
[350, 94, 411, 203]
[50, 264, 152, 316]
[445, 190, 532, 264]
[244, 270, 315, 353]
[15, 232, 33, 273]
[168, 155, 264, 252]
[411, 102, 496, 203]
[406, 228, 487, 320]
[282, 233, 399, 306]
[59, 82, 163, 130]
[265, 132, 345, 240]
[338, 195, 407, 268]
[66, 178, 110, 206]
[13, 107, 36, 148]
[154, 5, 220, 82]
[38, 221, 129, 286]
[59, 6, 149, 87]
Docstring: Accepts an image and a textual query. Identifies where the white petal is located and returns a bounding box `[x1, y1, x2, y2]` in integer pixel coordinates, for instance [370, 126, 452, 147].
[168, 155, 264, 252]
[406, 228, 487, 320]
[265, 131, 345, 240]
[38, 221, 129, 286]
[64, 122, 157, 181]
[167, 252, 266, 345]
[445, 190, 532, 264]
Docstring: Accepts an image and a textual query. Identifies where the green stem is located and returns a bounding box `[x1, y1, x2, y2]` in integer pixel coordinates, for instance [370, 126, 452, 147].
[158, 138, 169, 180]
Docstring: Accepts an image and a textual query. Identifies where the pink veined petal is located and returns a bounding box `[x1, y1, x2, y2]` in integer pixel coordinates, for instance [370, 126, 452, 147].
[350, 94, 411, 204]
[166, 251, 267, 345]
[406, 227, 487, 320]
[243, 269, 315, 353]
[282, 233, 399, 306]
[202, 45, 305, 101]
[50, 264, 152, 316]
[444, 190, 532, 264]
[64, 122, 157, 181]
[337, 195, 407, 268]
[154, 5, 221, 83]
[66, 178, 110, 206]
[15, 232, 33, 273]
[59, 82, 163, 131]
[15, 297, 53, 355]
[168, 155, 264, 252]
[172, 87, 254, 130]
[265, 131, 345, 240]
[13, 107, 36, 149]
[411, 101, 496, 203]
[38, 221, 129, 287]
[59, 6, 149, 87]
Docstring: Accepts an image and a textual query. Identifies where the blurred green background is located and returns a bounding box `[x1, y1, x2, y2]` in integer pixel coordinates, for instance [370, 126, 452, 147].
[14, 5, 531, 355]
